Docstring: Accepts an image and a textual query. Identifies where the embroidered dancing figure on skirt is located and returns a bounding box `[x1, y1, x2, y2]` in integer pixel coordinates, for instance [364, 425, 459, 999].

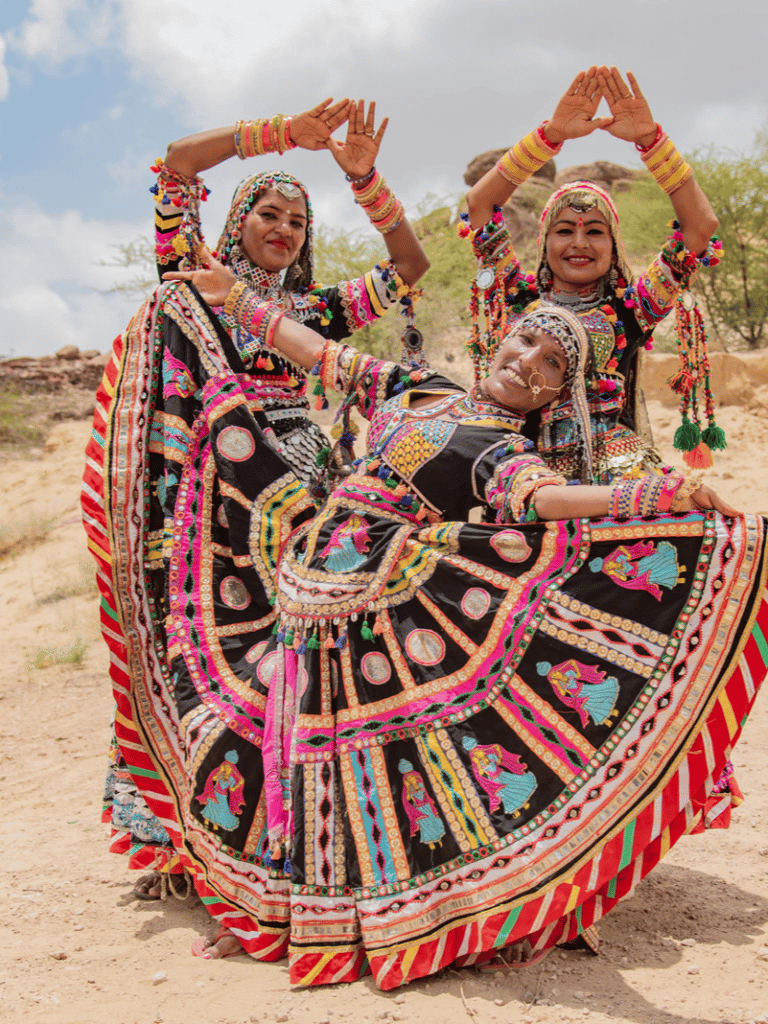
[198, 751, 246, 832]
[589, 539, 685, 600]
[461, 736, 537, 816]
[399, 760, 445, 849]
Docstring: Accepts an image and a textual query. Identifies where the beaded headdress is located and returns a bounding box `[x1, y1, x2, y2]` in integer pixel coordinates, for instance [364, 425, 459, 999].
[513, 305, 595, 483]
[535, 180, 633, 291]
[217, 171, 315, 290]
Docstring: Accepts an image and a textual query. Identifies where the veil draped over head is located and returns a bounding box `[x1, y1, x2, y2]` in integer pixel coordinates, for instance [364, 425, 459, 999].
[513, 305, 596, 483]
[217, 171, 315, 290]
[535, 180, 634, 291]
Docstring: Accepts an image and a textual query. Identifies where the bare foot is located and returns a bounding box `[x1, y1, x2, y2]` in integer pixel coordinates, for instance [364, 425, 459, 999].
[191, 928, 243, 960]
[501, 939, 535, 964]
[133, 872, 161, 901]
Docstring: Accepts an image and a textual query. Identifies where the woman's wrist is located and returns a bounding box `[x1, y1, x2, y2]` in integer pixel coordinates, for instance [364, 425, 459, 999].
[351, 169, 404, 234]
[635, 122, 663, 153]
[641, 130, 693, 195]
[223, 279, 248, 317]
[234, 115, 297, 159]
[496, 124, 561, 186]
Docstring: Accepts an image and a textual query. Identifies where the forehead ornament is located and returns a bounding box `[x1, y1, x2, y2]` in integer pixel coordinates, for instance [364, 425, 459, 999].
[273, 181, 302, 202]
[566, 193, 599, 214]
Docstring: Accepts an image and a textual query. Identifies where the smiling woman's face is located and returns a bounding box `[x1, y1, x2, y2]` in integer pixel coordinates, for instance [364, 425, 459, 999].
[483, 327, 568, 413]
[545, 207, 614, 292]
[240, 189, 307, 271]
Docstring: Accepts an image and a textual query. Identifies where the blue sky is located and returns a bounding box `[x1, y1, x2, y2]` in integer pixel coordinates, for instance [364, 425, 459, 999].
[2, 0, 767, 357]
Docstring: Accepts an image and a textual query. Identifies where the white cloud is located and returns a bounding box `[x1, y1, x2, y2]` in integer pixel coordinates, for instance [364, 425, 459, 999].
[7, 0, 113, 64]
[0, 198, 147, 358]
[0, 36, 10, 101]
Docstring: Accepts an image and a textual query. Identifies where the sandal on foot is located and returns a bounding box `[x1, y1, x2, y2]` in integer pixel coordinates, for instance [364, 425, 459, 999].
[133, 869, 192, 902]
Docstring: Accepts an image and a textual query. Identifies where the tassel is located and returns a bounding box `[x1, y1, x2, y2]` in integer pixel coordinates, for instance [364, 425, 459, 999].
[372, 617, 385, 636]
[323, 633, 336, 650]
[701, 424, 727, 451]
[316, 447, 330, 467]
[334, 633, 347, 650]
[668, 370, 694, 396]
[673, 417, 701, 453]
[307, 633, 320, 650]
[683, 442, 714, 469]
[360, 621, 374, 643]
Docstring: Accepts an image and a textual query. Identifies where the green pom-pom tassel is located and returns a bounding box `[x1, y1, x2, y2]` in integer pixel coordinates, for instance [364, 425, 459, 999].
[525, 504, 538, 523]
[307, 633, 320, 650]
[315, 446, 330, 467]
[272, 620, 280, 635]
[701, 424, 727, 451]
[360, 622, 374, 643]
[312, 382, 324, 396]
[673, 416, 701, 452]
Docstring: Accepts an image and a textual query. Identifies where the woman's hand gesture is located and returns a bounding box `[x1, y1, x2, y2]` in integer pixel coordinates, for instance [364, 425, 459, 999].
[326, 99, 387, 179]
[545, 67, 614, 145]
[597, 68, 657, 147]
[289, 97, 350, 151]
[162, 247, 238, 307]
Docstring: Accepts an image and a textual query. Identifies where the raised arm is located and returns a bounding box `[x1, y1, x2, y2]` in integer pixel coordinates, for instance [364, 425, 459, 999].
[164, 98, 351, 178]
[466, 67, 613, 228]
[598, 67, 718, 254]
[326, 100, 429, 285]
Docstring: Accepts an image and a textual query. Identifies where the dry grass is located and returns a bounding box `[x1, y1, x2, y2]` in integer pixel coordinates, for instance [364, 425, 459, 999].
[0, 513, 57, 561]
[33, 556, 98, 605]
[29, 636, 89, 670]
[0, 387, 48, 455]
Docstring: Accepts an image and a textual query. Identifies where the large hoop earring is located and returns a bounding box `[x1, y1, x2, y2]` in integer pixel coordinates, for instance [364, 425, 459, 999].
[538, 261, 552, 291]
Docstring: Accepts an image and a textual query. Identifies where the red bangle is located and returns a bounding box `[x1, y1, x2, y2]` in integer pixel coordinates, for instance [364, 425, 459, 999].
[537, 121, 562, 152]
[636, 123, 663, 154]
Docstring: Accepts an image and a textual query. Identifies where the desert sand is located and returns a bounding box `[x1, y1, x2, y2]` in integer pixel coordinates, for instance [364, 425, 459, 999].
[1, 358, 767, 1024]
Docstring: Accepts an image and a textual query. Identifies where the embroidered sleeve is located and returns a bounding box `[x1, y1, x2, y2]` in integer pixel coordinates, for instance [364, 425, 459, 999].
[628, 227, 723, 334]
[484, 444, 568, 524]
[308, 260, 419, 341]
[459, 209, 538, 370]
[465, 211, 526, 296]
[150, 159, 210, 279]
[318, 342, 446, 420]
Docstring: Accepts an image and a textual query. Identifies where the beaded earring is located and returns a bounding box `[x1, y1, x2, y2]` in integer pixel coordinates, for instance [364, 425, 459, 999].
[538, 261, 552, 290]
[608, 262, 618, 291]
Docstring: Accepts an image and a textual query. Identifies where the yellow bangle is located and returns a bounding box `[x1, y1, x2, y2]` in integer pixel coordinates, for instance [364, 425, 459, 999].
[642, 133, 693, 196]
[223, 279, 248, 316]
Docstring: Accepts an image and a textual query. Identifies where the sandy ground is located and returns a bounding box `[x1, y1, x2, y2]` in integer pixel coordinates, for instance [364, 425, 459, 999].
[1, 392, 767, 1024]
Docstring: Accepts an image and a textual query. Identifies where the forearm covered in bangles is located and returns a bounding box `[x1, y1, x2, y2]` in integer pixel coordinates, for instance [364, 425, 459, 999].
[350, 169, 404, 234]
[234, 115, 297, 159]
[640, 127, 693, 196]
[609, 471, 689, 517]
[496, 123, 562, 186]
[224, 282, 284, 348]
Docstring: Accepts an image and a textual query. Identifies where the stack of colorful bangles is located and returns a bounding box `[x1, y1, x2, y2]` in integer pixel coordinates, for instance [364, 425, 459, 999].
[609, 471, 702, 518]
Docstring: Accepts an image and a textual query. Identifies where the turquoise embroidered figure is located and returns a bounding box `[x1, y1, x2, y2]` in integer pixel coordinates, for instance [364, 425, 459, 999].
[198, 750, 246, 832]
[462, 736, 536, 816]
[590, 539, 685, 600]
[399, 759, 445, 849]
[537, 659, 619, 728]
[318, 513, 371, 572]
